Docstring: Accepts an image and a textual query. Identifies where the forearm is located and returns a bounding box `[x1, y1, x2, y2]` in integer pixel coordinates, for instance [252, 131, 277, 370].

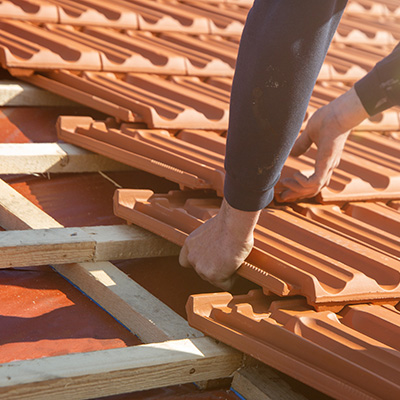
[224, 0, 347, 211]
[354, 42, 400, 116]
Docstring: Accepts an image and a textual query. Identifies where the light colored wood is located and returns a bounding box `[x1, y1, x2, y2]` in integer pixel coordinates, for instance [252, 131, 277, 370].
[54, 261, 201, 341]
[231, 362, 309, 400]
[0, 225, 179, 268]
[83, 224, 180, 261]
[0, 143, 132, 174]
[0, 337, 242, 400]
[0, 227, 94, 268]
[0, 179, 61, 230]
[0, 80, 78, 106]
[0, 180, 199, 341]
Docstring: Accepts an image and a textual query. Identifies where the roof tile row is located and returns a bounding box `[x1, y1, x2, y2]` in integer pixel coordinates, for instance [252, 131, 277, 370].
[334, 14, 400, 45]
[345, 0, 400, 17]
[0, 0, 247, 32]
[19, 71, 399, 130]
[1, 1, 400, 397]
[113, 189, 400, 310]
[187, 289, 400, 400]
[58, 117, 400, 202]
[1, 18, 390, 76]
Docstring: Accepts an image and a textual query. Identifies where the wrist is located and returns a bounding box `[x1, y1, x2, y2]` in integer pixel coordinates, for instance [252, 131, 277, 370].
[330, 87, 369, 133]
[218, 198, 260, 243]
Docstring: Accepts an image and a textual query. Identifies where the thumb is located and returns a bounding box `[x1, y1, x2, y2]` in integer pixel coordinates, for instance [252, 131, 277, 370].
[179, 243, 191, 268]
[290, 129, 312, 157]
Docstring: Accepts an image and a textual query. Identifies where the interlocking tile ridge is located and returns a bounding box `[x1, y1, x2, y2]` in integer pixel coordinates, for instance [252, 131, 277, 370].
[113, 189, 400, 310]
[187, 289, 400, 400]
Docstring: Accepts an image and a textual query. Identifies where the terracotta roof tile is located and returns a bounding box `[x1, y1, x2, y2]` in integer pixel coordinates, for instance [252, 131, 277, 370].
[114, 189, 400, 310]
[280, 131, 400, 202]
[43, 72, 229, 128]
[58, 118, 400, 202]
[344, 201, 400, 237]
[293, 202, 400, 259]
[0, 21, 239, 74]
[0, 19, 102, 71]
[0, 0, 59, 22]
[49, 0, 139, 28]
[186, 289, 400, 400]
[346, 0, 400, 17]
[335, 14, 400, 45]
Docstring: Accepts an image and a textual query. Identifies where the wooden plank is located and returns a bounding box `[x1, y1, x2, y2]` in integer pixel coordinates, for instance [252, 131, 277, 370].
[0, 180, 199, 341]
[0, 179, 61, 230]
[0, 227, 95, 268]
[231, 361, 326, 400]
[55, 261, 201, 341]
[0, 143, 132, 174]
[0, 225, 179, 268]
[0, 80, 78, 106]
[84, 224, 180, 261]
[0, 337, 242, 400]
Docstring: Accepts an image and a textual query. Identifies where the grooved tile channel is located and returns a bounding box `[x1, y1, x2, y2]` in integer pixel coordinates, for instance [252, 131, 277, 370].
[113, 189, 400, 310]
[293, 202, 400, 259]
[186, 289, 400, 400]
[58, 118, 400, 203]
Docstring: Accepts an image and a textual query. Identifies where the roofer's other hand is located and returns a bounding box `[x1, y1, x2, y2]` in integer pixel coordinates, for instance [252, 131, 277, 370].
[179, 198, 260, 290]
[278, 87, 369, 202]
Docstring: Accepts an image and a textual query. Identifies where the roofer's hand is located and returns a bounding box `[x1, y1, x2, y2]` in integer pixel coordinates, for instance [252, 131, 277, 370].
[179, 198, 260, 290]
[277, 87, 369, 202]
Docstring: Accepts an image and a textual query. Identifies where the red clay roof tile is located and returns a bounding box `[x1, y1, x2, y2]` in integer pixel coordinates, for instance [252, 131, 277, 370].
[335, 14, 400, 45]
[293, 203, 400, 259]
[49, 0, 139, 28]
[186, 289, 400, 400]
[346, 0, 400, 17]
[0, 0, 59, 22]
[0, 19, 102, 71]
[46, 72, 229, 128]
[114, 189, 400, 310]
[58, 117, 400, 202]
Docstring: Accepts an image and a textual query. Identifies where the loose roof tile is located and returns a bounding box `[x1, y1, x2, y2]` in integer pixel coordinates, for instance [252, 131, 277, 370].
[176, 1, 246, 35]
[58, 118, 400, 202]
[0, 21, 238, 74]
[293, 203, 400, 259]
[346, 0, 400, 17]
[114, 189, 400, 310]
[21, 72, 138, 121]
[58, 117, 225, 193]
[154, 32, 238, 76]
[318, 43, 386, 81]
[334, 14, 400, 45]
[389, 200, 400, 211]
[0, 0, 59, 22]
[58, 116, 400, 203]
[0, 19, 102, 71]
[279, 131, 400, 203]
[344, 201, 400, 237]
[34, 71, 229, 128]
[186, 289, 400, 400]
[48, 0, 139, 28]
[46, 25, 188, 73]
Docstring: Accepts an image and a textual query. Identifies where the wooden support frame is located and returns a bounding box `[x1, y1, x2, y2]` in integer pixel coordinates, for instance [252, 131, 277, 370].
[0, 143, 132, 174]
[0, 337, 242, 400]
[0, 178, 243, 399]
[232, 361, 314, 400]
[0, 225, 179, 268]
[0, 178, 198, 341]
[0, 81, 327, 398]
